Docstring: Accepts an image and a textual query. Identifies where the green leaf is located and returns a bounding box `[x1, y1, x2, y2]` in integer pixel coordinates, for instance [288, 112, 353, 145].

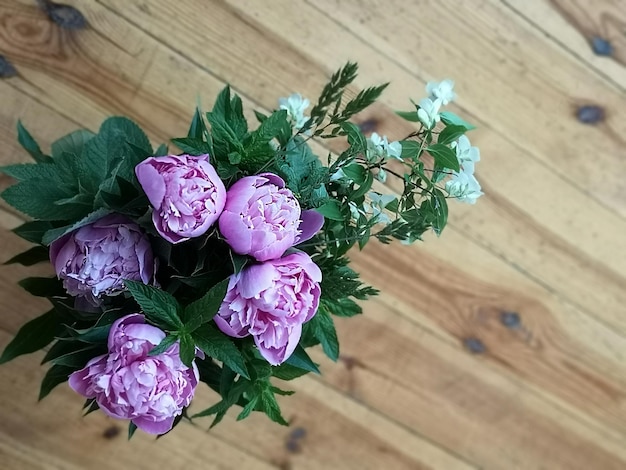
[320, 297, 362, 317]
[124, 281, 183, 330]
[42, 341, 103, 368]
[285, 345, 320, 374]
[236, 395, 259, 421]
[1, 178, 90, 221]
[351, 170, 374, 200]
[148, 334, 178, 356]
[272, 363, 310, 381]
[179, 333, 196, 367]
[315, 200, 343, 221]
[154, 143, 168, 156]
[171, 137, 210, 156]
[341, 163, 366, 184]
[230, 253, 249, 275]
[41, 208, 113, 246]
[400, 140, 421, 158]
[0, 310, 60, 364]
[187, 107, 207, 140]
[41, 208, 111, 245]
[17, 120, 50, 163]
[39, 365, 74, 400]
[0, 163, 58, 182]
[12, 221, 54, 244]
[18, 277, 65, 297]
[260, 386, 289, 426]
[426, 144, 460, 172]
[128, 422, 138, 440]
[51, 129, 95, 159]
[192, 324, 249, 379]
[431, 188, 449, 236]
[437, 124, 467, 146]
[4, 246, 49, 266]
[440, 111, 476, 131]
[183, 279, 229, 331]
[100, 117, 152, 153]
[395, 110, 420, 122]
[309, 309, 339, 361]
[341, 121, 367, 156]
[67, 324, 112, 344]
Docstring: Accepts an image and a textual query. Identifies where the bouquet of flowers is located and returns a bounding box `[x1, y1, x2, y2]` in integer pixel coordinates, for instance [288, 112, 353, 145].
[0, 63, 481, 437]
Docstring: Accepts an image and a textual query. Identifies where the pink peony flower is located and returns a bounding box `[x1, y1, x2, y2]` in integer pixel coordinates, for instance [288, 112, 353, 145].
[68, 314, 198, 435]
[135, 154, 226, 244]
[215, 251, 322, 365]
[49, 214, 154, 305]
[218, 173, 324, 262]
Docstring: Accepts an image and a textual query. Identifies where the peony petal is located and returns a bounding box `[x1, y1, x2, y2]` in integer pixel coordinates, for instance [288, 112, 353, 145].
[135, 160, 167, 209]
[152, 211, 188, 244]
[132, 415, 176, 435]
[295, 210, 325, 244]
[214, 314, 249, 338]
[238, 263, 277, 298]
[108, 314, 146, 351]
[257, 172, 285, 188]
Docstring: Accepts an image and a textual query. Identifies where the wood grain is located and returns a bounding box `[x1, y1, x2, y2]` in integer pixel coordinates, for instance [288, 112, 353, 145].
[0, 0, 625, 469]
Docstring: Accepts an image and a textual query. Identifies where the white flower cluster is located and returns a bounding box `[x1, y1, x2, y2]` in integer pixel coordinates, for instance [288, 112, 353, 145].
[419, 80, 483, 204]
[417, 79, 456, 130]
[278, 93, 310, 130]
[366, 132, 402, 183]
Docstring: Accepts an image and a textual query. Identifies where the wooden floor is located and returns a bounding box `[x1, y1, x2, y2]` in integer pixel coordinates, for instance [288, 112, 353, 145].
[1, 0, 625, 468]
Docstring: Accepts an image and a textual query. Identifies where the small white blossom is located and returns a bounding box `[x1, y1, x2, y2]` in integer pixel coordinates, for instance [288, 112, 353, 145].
[451, 135, 480, 174]
[367, 192, 395, 224]
[417, 98, 442, 129]
[426, 79, 456, 105]
[329, 168, 348, 182]
[375, 168, 387, 183]
[445, 169, 483, 204]
[278, 93, 310, 130]
[367, 133, 403, 162]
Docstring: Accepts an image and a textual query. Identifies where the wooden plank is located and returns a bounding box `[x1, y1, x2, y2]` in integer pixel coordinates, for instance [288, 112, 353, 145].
[498, 0, 626, 90]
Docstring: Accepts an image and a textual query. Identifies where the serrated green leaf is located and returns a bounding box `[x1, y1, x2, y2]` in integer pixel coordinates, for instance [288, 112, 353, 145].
[271, 363, 310, 381]
[260, 386, 288, 426]
[0, 309, 60, 364]
[148, 334, 178, 356]
[18, 277, 65, 297]
[285, 345, 320, 374]
[171, 137, 210, 156]
[41, 208, 113, 246]
[39, 364, 74, 401]
[42, 341, 103, 368]
[309, 309, 339, 361]
[341, 121, 367, 156]
[192, 324, 249, 379]
[179, 333, 196, 367]
[183, 279, 229, 331]
[395, 110, 420, 122]
[100, 117, 152, 153]
[128, 422, 138, 440]
[187, 107, 207, 140]
[4, 246, 49, 266]
[12, 221, 54, 244]
[154, 143, 168, 156]
[426, 144, 460, 172]
[0, 163, 58, 182]
[124, 281, 183, 330]
[67, 324, 112, 344]
[270, 385, 295, 396]
[437, 124, 467, 146]
[1, 178, 90, 221]
[236, 395, 259, 421]
[439, 111, 476, 131]
[17, 120, 50, 163]
[51, 129, 95, 159]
